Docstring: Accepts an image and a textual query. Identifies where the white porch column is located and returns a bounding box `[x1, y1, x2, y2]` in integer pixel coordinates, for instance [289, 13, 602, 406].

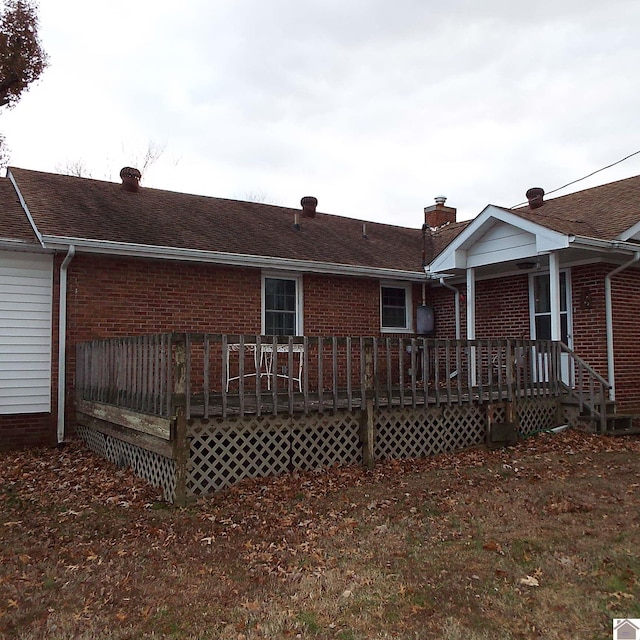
[466, 267, 477, 385]
[549, 251, 561, 342]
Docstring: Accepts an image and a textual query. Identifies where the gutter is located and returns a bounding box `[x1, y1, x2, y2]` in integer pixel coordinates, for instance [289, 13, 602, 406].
[57, 245, 75, 444]
[439, 277, 461, 339]
[569, 235, 640, 255]
[604, 251, 640, 402]
[40, 235, 427, 282]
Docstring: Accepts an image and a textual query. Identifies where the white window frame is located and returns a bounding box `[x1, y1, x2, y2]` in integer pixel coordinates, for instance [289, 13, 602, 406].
[380, 281, 413, 333]
[261, 272, 304, 336]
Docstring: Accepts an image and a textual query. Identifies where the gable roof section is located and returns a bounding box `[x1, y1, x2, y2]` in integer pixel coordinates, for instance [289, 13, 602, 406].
[428, 205, 569, 273]
[7, 167, 427, 278]
[428, 173, 640, 274]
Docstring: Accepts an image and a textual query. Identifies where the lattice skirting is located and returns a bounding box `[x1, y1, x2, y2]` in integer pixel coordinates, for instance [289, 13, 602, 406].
[76, 397, 565, 501]
[76, 425, 176, 502]
[517, 397, 560, 436]
[187, 412, 363, 496]
[375, 404, 487, 460]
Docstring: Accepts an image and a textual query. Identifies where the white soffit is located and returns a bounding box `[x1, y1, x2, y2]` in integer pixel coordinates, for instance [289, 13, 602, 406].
[429, 205, 569, 272]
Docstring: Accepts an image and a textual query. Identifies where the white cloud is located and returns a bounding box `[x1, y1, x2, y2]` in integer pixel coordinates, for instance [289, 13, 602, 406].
[3, 0, 640, 226]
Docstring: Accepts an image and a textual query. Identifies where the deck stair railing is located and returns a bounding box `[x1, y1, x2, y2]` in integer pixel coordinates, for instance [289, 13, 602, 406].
[559, 342, 611, 433]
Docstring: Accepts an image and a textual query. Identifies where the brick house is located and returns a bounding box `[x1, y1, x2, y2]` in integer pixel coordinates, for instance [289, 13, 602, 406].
[1, 166, 640, 450]
[0, 167, 429, 449]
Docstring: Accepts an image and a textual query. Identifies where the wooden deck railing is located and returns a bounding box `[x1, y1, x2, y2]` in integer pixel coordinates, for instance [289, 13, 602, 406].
[559, 342, 611, 432]
[74, 334, 600, 422]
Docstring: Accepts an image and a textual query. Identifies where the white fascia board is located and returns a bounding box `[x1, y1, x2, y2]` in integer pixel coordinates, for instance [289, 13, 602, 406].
[428, 205, 569, 274]
[616, 219, 640, 242]
[41, 235, 427, 282]
[6, 169, 45, 248]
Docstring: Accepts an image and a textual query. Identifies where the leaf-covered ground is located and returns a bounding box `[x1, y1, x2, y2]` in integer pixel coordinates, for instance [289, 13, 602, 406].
[1, 428, 639, 639]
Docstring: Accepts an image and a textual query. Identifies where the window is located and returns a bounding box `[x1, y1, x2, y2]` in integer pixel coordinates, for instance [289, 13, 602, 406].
[381, 283, 412, 332]
[262, 274, 302, 336]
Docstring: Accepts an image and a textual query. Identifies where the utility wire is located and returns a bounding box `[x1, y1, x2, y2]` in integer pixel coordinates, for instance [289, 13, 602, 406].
[511, 148, 640, 208]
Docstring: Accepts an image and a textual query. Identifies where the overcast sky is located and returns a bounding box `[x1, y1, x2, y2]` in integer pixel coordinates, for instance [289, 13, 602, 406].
[3, 0, 640, 226]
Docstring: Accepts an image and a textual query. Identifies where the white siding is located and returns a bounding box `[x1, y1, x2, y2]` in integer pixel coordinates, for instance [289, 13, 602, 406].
[0, 252, 53, 414]
[466, 221, 537, 268]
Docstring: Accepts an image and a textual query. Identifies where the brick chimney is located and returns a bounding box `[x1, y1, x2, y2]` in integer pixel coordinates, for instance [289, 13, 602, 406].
[424, 196, 456, 229]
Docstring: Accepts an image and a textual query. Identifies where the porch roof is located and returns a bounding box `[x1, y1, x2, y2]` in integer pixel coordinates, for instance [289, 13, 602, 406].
[427, 174, 640, 275]
[4, 167, 428, 278]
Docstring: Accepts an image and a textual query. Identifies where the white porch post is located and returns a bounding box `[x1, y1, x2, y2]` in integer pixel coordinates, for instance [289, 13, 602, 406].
[549, 252, 561, 342]
[466, 267, 477, 386]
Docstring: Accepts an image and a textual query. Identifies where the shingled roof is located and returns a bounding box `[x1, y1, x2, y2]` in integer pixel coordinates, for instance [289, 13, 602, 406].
[6, 167, 427, 274]
[509, 174, 640, 240]
[0, 178, 38, 243]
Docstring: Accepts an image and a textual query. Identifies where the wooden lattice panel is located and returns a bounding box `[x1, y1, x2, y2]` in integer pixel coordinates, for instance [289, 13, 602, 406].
[76, 425, 176, 502]
[517, 398, 559, 435]
[289, 412, 361, 471]
[374, 404, 486, 460]
[187, 411, 362, 496]
[75, 424, 108, 458]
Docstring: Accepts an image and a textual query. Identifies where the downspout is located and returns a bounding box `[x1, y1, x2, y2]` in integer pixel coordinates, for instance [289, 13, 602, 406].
[439, 278, 461, 339]
[605, 251, 640, 401]
[57, 245, 76, 444]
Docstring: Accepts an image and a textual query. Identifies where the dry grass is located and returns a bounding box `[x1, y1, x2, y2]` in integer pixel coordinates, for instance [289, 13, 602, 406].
[1, 429, 639, 639]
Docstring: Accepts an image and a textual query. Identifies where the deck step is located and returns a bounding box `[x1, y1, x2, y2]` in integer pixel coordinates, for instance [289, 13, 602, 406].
[604, 414, 640, 435]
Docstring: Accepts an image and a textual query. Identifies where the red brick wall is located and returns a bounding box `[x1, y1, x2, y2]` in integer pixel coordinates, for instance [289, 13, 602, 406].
[610, 265, 640, 412]
[428, 274, 530, 340]
[570, 264, 608, 381]
[0, 413, 57, 450]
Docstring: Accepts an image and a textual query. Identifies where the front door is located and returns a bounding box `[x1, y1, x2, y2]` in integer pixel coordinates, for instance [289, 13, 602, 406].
[529, 270, 573, 385]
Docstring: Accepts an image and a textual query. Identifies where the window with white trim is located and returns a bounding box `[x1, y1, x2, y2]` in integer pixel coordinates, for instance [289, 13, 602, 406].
[380, 283, 412, 332]
[262, 274, 303, 336]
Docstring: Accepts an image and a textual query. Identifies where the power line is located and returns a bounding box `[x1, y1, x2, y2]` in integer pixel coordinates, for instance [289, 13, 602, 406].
[511, 148, 640, 208]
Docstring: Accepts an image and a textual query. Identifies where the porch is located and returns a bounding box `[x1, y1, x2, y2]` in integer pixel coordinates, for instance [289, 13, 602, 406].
[74, 334, 608, 504]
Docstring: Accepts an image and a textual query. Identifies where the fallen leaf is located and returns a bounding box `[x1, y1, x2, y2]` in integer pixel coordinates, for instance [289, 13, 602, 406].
[519, 575, 539, 587]
[482, 540, 503, 554]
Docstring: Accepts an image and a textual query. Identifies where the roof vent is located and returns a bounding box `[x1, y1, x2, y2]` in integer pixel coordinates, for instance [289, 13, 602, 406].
[120, 167, 141, 193]
[300, 196, 318, 218]
[525, 187, 544, 210]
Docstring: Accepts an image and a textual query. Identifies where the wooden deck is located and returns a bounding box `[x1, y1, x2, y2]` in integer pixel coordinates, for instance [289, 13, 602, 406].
[73, 333, 611, 503]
